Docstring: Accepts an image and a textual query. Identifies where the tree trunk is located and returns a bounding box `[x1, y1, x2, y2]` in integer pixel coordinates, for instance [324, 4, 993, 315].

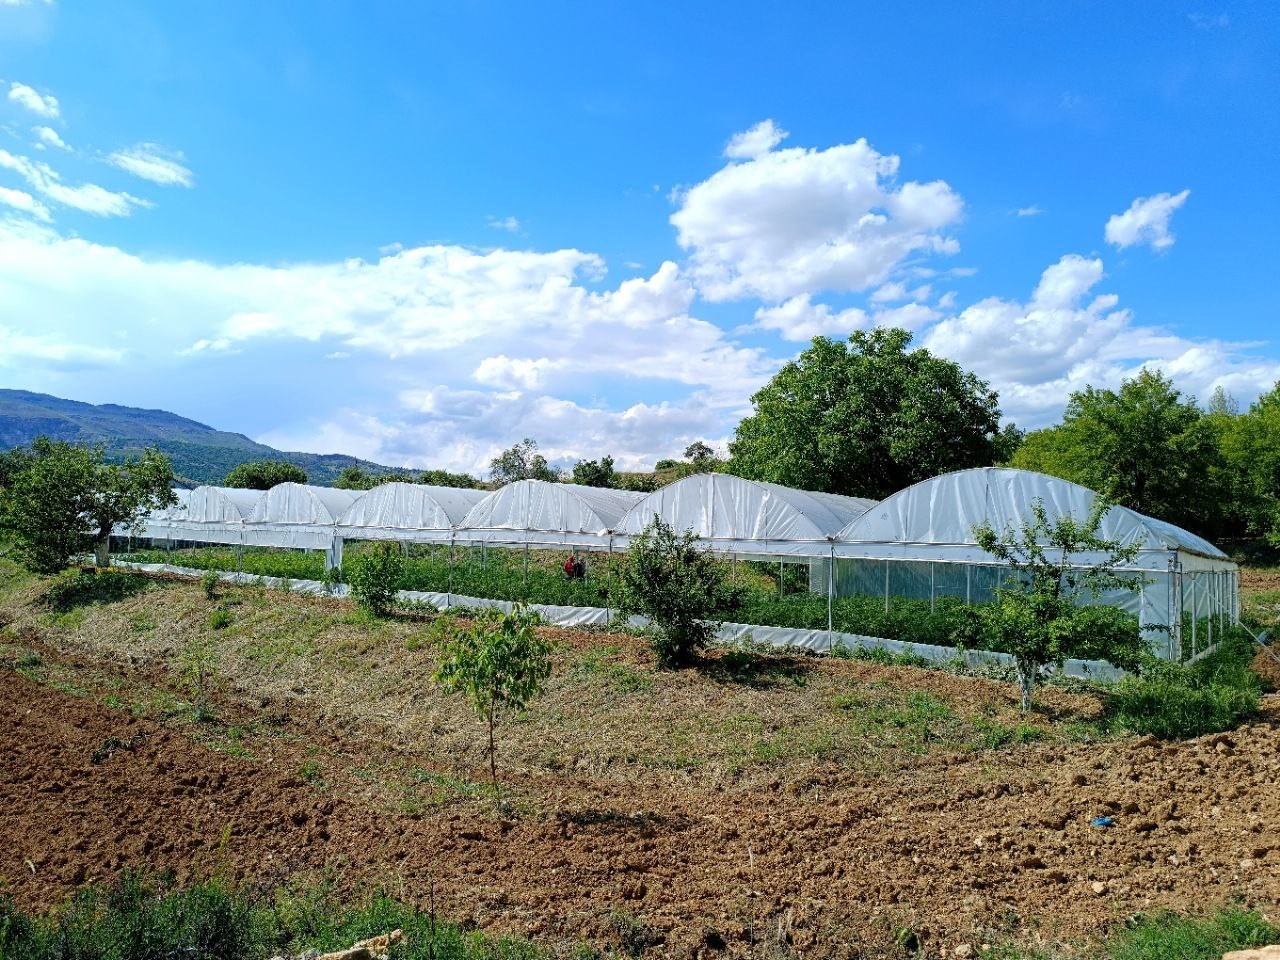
[1016, 657, 1036, 712]
[487, 702, 499, 798]
[94, 538, 111, 568]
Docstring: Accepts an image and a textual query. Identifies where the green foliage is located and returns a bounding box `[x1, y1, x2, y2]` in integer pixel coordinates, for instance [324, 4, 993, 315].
[1011, 369, 1226, 538]
[416, 468, 483, 489]
[0, 437, 176, 573]
[570, 455, 615, 488]
[614, 516, 741, 665]
[1104, 906, 1280, 960]
[682, 441, 721, 473]
[0, 873, 544, 960]
[489, 438, 558, 485]
[1219, 381, 1280, 542]
[42, 569, 151, 612]
[180, 639, 219, 721]
[1111, 631, 1264, 739]
[728, 328, 1005, 499]
[207, 607, 232, 631]
[334, 466, 481, 490]
[223, 458, 307, 490]
[347, 543, 405, 617]
[433, 605, 553, 790]
[973, 498, 1148, 709]
[200, 567, 220, 600]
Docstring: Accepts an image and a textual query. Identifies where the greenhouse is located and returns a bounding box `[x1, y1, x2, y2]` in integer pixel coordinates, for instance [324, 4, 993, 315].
[454, 479, 645, 548]
[116, 466, 1238, 666]
[617, 473, 873, 557]
[336, 482, 487, 542]
[823, 468, 1236, 660]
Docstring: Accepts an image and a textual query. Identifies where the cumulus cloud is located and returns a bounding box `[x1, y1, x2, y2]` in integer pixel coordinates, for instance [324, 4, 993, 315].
[8, 81, 58, 118]
[32, 126, 69, 151]
[0, 220, 772, 470]
[671, 131, 963, 302]
[1105, 189, 1191, 251]
[724, 119, 787, 160]
[106, 144, 193, 187]
[0, 185, 51, 221]
[1015, 205, 1043, 217]
[924, 253, 1280, 424]
[754, 296, 869, 341]
[487, 215, 520, 232]
[0, 149, 150, 216]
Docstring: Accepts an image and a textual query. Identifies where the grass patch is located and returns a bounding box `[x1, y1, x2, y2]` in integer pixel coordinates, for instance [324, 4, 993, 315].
[571, 646, 653, 695]
[42, 568, 153, 613]
[0, 872, 545, 959]
[1104, 906, 1280, 960]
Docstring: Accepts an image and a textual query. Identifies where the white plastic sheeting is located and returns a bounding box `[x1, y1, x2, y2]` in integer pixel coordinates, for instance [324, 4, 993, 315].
[834, 468, 1227, 567]
[456, 480, 644, 544]
[337, 482, 487, 541]
[244, 483, 366, 549]
[618, 473, 873, 557]
[187, 486, 263, 524]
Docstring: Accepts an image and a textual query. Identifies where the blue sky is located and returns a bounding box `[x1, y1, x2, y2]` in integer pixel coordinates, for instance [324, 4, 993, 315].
[1, 1, 1276, 473]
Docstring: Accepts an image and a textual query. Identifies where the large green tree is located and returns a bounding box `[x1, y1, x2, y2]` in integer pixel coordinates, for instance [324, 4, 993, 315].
[224, 459, 307, 490]
[1010, 369, 1225, 536]
[489, 438, 558, 485]
[570, 455, 616, 488]
[1219, 382, 1280, 542]
[0, 438, 176, 573]
[728, 328, 1005, 499]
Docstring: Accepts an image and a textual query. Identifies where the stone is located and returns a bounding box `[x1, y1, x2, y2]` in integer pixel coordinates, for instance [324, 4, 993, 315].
[1222, 947, 1280, 960]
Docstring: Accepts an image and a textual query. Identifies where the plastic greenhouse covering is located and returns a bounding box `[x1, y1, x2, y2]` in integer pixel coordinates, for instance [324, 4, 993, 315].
[118, 467, 1238, 665]
[337, 482, 487, 541]
[618, 473, 874, 557]
[455, 479, 645, 546]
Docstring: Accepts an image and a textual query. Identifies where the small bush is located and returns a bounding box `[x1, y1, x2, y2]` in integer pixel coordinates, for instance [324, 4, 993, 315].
[614, 517, 741, 666]
[201, 568, 220, 600]
[1112, 633, 1263, 739]
[346, 544, 405, 617]
[208, 608, 232, 631]
[42, 569, 150, 612]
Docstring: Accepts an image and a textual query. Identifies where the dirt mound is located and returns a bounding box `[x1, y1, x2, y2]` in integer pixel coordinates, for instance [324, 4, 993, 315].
[5, 665, 1280, 958]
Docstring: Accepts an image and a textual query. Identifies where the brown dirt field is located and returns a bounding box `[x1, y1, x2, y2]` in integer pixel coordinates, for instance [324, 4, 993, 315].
[3, 575, 1280, 958]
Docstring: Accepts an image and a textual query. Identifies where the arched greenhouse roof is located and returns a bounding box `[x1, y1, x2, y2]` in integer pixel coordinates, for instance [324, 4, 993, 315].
[835, 467, 1228, 563]
[186, 485, 264, 523]
[247, 483, 365, 526]
[618, 473, 874, 549]
[460, 479, 644, 538]
[337, 482, 488, 539]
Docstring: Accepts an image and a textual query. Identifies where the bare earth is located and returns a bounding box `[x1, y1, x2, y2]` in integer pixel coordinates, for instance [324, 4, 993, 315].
[2, 576, 1279, 958]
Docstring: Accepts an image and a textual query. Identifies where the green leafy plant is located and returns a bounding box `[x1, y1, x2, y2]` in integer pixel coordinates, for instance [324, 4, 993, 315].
[208, 607, 232, 631]
[42, 569, 151, 612]
[346, 542, 405, 617]
[433, 605, 552, 794]
[201, 567, 220, 600]
[614, 516, 741, 665]
[973, 498, 1148, 710]
[223, 459, 307, 489]
[0, 437, 176, 573]
[180, 638, 219, 721]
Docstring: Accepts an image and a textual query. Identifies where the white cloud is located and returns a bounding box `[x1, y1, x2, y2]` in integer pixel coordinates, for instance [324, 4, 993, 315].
[1105, 189, 1191, 251]
[0, 324, 123, 369]
[871, 281, 908, 303]
[0, 149, 150, 216]
[671, 133, 963, 302]
[32, 126, 69, 151]
[754, 296, 869, 341]
[8, 82, 58, 119]
[106, 144, 193, 187]
[0, 220, 772, 469]
[487, 215, 520, 233]
[0, 0, 55, 6]
[724, 119, 787, 160]
[1015, 205, 1043, 217]
[0, 185, 51, 221]
[924, 253, 1280, 424]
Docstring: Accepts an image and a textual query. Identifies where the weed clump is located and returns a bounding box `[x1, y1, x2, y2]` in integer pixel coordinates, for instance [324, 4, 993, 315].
[42, 569, 150, 612]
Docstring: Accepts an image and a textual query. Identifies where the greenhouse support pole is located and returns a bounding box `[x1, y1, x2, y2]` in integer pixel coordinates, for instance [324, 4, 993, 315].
[778, 558, 784, 599]
[1190, 572, 1198, 656]
[826, 544, 834, 633]
[884, 560, 890, 614]
[605, 536, 613, 628]
[965, 566, 971, 605]
[929, 562, 935, 613]
[523, 542, 529, 601]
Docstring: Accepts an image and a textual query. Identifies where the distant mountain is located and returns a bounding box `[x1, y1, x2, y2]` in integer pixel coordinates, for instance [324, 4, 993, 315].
[0, 389, 403, 486]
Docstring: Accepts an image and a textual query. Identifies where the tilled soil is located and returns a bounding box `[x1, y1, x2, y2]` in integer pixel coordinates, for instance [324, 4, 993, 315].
[4, 667, 1279, 959]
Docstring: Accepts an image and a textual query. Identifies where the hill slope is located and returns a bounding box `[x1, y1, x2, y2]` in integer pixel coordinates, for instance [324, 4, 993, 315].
[0, 390, 401, 485]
